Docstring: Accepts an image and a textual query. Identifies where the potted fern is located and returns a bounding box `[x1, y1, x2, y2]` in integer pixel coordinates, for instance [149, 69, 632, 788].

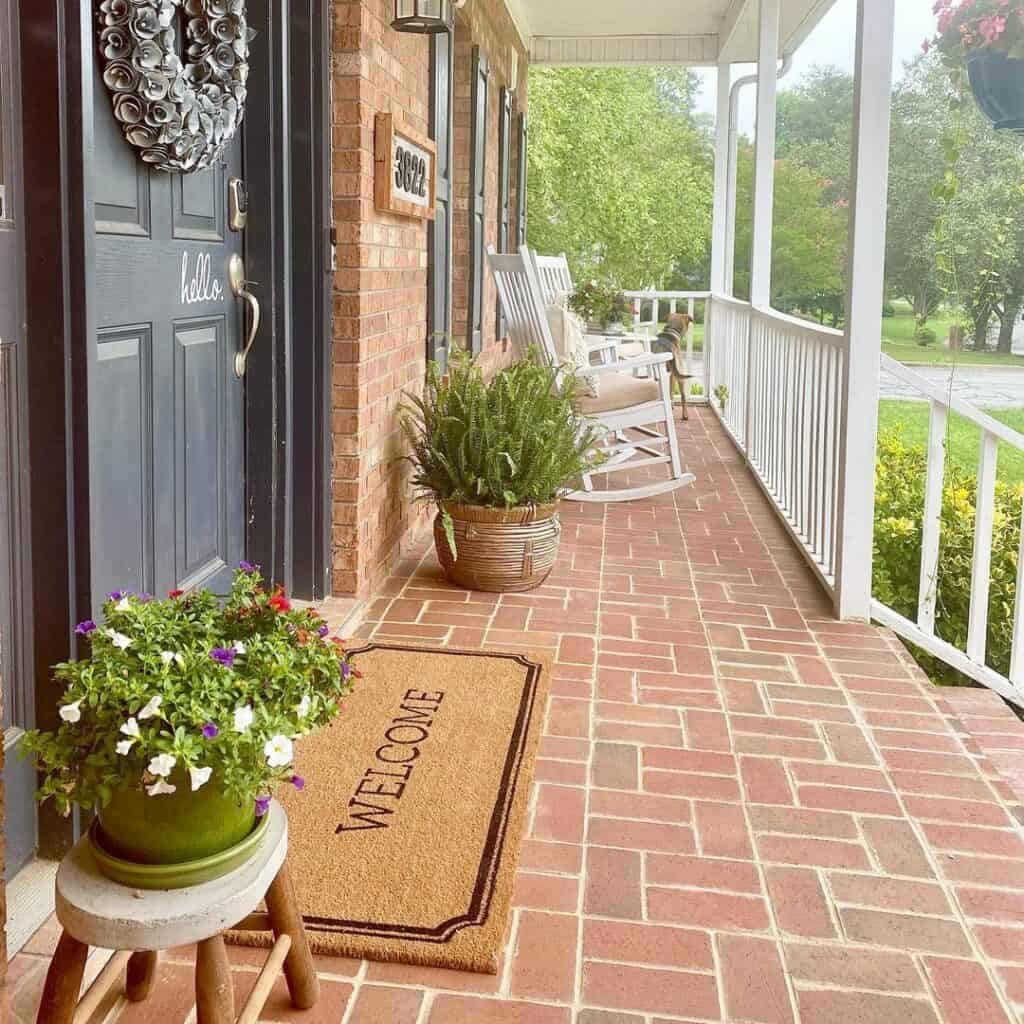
[401, 352, 602, 592]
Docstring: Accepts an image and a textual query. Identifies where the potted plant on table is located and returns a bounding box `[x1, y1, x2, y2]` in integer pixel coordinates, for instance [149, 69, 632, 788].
[22, 566, 357, 889]
[927, 0, 1024, 132]
[401, 351, 603, 593]
[568, 280, 632, 334]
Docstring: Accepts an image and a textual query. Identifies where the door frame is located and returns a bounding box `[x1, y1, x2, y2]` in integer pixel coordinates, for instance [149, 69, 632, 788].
[15, 0, 332, 860]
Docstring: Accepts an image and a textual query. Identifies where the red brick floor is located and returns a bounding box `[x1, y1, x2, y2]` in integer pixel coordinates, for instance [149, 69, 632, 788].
[8, 408, 1024, 1023]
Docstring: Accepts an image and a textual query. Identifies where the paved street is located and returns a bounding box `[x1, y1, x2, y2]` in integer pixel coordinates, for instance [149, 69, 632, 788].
[683, 355, 1024, 409]
[879, 363, 1024, 408]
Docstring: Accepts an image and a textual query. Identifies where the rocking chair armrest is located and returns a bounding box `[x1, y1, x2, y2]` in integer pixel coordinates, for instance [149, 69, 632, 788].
[587, 351, 673, 376]
[584, 337, 618, 356]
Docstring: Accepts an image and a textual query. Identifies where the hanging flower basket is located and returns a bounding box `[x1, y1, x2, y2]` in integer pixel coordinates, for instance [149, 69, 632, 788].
[966, 51, 1024, 132]
[926, 1, 1024, 132]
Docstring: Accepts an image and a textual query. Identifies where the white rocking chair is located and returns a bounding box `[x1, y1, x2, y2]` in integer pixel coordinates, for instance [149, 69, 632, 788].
[530, 251, 641, 367]
[487, 245, 696, 503]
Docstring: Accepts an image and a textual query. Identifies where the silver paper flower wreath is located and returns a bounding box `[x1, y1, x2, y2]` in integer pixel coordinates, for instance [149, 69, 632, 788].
[97, 0, 253, 174]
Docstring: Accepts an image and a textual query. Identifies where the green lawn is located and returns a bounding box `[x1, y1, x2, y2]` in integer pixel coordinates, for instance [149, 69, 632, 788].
[878, 400, 1024, 487]
[881, 301, 1024, 368]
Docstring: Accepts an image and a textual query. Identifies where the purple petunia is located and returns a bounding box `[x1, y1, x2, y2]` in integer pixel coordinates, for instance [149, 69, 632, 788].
[210, 647, 236, 668]
[75, 620, 97, 636]
[291, 775, 306, 791]
[255, 795, 271, 818]
[239, 560, 257, 573]
[138, 593, 153, 604]
[317, 624, 329, 638]
[107, 590, 128, 601]
[202, 722, 220, 739]
[341, 662, 351, 680]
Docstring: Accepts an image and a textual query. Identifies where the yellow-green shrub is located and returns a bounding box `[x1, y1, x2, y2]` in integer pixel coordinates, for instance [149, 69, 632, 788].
[873, 427, 1023, 681]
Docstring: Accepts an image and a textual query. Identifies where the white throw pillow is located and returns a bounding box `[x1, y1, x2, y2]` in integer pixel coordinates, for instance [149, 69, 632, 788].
[546, 293, 599, 399]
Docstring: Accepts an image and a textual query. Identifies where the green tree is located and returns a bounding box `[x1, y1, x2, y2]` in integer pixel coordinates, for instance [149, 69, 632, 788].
[526, 67, 713, 289]
[732, 142, 847, 322]
[885, 59, 948, 322]
[776, 65, 853, 203]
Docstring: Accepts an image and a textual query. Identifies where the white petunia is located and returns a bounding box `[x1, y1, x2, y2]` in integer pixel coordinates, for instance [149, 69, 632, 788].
[115, 739, 136, 756]
[189, 766, 213, 791]
[121, 717, 141, 737]
[160, 651, 174, 665]
[147, 753, 176, 777]
[233, 706, 254, 734]
[138, 695, 162, 720]
[59, 700, 82, 724]
[264, 734, 294, 768]
[115, 597, 131, 612]
[233, 640, 246, 654]
[295, 694, 311, 718]
[105, 629, 132, 650]
[146, 779, 176, 797]
[174, 652, 185, 669]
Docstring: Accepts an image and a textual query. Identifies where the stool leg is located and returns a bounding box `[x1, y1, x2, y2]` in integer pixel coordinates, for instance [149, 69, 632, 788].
[126, 951, 158, 1002]
[195, 936, 234, 1024]
[265, 864, 319, 1009]
[36, 931, 88, 1024]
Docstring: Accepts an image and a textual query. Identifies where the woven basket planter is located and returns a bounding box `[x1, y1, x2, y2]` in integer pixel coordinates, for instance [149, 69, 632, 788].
[434, 502, 561, 593]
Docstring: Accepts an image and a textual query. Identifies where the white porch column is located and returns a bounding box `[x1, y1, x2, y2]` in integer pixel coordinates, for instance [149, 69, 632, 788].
[833, 0, 896, 620]
[710, 62, 731, 295]
[749, 0, 779, 308]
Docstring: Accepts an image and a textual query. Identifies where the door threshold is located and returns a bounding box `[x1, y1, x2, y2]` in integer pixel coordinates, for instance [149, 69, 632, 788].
[6, 858, 57, 959]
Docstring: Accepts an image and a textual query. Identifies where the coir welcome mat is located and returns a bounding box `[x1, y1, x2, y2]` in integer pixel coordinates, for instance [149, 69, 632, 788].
[233, 643, 549, 974]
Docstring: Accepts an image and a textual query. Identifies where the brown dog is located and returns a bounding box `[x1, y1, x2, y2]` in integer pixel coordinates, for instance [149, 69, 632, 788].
[652, 312, 694, 420]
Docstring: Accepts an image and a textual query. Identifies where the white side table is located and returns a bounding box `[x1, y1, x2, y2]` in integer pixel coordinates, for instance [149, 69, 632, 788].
[35, 801, 318, 1024]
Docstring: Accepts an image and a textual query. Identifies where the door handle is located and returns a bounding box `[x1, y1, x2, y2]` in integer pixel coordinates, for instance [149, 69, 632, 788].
[228, 253, 261, 379]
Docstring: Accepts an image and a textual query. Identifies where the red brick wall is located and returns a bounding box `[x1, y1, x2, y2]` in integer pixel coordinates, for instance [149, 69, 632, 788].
[329, 0, 528, 598]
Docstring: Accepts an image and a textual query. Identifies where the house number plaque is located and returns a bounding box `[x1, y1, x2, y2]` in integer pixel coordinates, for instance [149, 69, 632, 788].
[374, 114, 437, 221]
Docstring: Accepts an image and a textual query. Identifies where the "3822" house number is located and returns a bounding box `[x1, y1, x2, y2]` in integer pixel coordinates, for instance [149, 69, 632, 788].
[375, 113, 436, 221]
[394, 146, 428, 200]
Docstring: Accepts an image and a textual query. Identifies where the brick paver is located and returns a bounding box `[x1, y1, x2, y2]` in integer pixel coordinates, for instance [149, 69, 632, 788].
[7, 408, 1024, 1023]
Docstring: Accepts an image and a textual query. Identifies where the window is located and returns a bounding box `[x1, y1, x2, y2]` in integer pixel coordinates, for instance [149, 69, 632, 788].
[428, 31, 455, 372]
[496, 86, 512, 337]
[467, 46, 488, 355]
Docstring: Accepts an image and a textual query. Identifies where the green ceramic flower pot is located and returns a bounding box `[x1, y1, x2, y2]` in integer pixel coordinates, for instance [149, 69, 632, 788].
[97, 772, 256, 865]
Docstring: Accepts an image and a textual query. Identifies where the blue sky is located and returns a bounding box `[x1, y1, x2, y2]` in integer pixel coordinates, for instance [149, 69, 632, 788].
[695, 0, 937, 133]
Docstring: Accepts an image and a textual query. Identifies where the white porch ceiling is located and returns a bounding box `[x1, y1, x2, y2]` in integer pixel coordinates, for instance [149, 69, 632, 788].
[507, 0, 839, 66]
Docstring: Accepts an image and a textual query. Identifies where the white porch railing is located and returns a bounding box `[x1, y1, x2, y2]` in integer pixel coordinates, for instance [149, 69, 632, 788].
[871, 355, 1024, 706]
[624, 290, 710, 385]
[706, 295, 847, 591]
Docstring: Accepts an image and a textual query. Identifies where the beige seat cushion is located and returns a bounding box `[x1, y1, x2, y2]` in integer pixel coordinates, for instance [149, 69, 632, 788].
[617, 339, 648, 360]
[576, 373, 660, 416]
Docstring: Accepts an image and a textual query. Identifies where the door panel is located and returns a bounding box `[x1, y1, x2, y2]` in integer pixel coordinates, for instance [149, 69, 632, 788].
[90, 54, 245, 608]
[92, 328, 155, 595]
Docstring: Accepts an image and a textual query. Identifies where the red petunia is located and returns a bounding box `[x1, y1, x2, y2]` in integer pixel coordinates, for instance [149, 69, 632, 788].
[268, 594, 291, 613]
[168, 589, 185, 598]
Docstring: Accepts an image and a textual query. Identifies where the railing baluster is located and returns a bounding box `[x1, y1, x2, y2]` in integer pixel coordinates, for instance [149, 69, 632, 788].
[967, 431, 999, 664]
[917, 401, 948, 635]
[1010, 501, 1024, 689]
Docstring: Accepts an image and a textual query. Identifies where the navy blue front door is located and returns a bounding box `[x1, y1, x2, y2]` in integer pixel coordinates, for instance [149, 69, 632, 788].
[88, 57, 246, 607]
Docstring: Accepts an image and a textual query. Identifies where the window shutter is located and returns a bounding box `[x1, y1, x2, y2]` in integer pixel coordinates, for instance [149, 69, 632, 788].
[428, 31, 455, 373]
[468, 46, 488, 356]
[515, 112, 528, 248]
[496, 87, 512, 338]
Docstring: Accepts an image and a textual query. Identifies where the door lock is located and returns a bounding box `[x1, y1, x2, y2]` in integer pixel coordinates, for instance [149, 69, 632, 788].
[228, 177, 248, 231]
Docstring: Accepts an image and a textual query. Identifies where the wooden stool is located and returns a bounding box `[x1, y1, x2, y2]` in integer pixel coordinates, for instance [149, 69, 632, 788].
[36, 801, 318, 1024]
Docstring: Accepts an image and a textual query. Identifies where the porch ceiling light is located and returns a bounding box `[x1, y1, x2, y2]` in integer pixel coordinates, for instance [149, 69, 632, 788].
[392, 0, 454, 33]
